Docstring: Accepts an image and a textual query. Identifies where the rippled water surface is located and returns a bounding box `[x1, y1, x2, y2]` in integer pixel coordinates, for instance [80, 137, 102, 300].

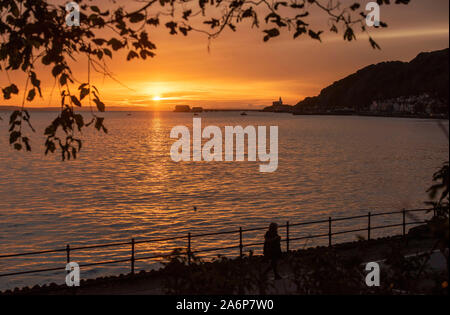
[0, 111, 448, 290]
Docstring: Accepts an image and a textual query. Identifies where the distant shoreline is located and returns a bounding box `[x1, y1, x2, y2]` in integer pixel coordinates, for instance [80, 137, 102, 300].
[0, 106, 263, 112]
[291, 112, 449, 120]
[0, 107, 448, 120]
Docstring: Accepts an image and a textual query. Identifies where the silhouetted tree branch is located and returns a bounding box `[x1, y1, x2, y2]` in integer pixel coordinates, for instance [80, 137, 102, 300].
[0, 0, 410, 159]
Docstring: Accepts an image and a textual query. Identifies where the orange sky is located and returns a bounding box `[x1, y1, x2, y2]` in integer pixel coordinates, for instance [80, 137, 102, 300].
[1, 0, 449, 110]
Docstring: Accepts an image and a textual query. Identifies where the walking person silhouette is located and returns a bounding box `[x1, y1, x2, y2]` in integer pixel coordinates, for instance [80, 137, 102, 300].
[263, 222, 282, 280]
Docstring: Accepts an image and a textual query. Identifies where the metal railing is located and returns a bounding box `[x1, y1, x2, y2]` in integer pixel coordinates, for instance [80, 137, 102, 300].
[0, 208, 433, 278]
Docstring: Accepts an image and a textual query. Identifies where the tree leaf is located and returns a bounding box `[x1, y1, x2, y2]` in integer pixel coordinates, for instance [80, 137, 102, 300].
[127, 51, 139, 61]
[369, 37, 381, 49]
[10, 131, 21, 144]
[94, 99, 105, 112]
[27, 88, 36, 102]
[263, 28, 280, 42]
[129, 13, 145, 23]
[71, 95, 82, 107]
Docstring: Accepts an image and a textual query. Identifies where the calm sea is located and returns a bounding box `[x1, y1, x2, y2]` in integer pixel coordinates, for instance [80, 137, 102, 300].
[0, 111, 448, 290]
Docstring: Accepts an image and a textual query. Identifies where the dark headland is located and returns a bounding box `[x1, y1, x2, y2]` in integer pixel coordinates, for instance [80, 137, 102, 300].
[263, 48, 449, 119]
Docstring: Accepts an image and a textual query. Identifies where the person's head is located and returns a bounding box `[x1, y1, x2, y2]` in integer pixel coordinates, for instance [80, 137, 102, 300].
[268, 222, 278, 233]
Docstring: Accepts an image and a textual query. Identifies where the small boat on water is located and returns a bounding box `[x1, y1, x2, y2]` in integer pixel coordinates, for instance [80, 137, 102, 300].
[240, 112, 247, 116]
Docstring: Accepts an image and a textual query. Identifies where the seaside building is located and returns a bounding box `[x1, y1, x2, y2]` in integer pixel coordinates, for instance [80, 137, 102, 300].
[369, 94, 443, 114]
[174, 105, 191, 112]
[191, 107, 203, 113]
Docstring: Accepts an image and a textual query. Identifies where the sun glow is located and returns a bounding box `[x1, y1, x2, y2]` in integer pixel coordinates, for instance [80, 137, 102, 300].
[152, 95, 162, 101]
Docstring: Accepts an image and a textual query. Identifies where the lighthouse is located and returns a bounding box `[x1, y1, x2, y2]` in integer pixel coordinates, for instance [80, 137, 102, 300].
[272, 97, 283, 106]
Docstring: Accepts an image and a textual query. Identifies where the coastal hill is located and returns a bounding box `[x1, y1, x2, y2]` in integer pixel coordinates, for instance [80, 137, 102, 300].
[294, 48, 449, 115]
[263, 48, 449, 116]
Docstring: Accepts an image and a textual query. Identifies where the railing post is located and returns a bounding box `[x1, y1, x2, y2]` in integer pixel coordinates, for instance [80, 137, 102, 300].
[187, 232, 191, 265]
[131, 238, 135, 275]
[328, 217, 332, 247]
[286, 221, 290, 252]
[66, 244, 70, 264]
[368, 212, 371, 241]
[239, 227, 243, 258]
[402, 209, 406, 237]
